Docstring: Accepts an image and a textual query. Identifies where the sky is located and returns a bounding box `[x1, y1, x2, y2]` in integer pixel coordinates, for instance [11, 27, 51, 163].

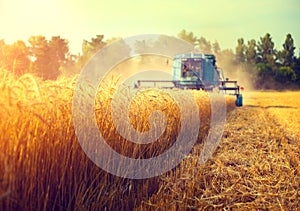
[0, 0, 300, 55]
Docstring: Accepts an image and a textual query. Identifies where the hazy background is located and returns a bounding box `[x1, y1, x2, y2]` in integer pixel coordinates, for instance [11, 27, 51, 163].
[1, 0, 300, 54]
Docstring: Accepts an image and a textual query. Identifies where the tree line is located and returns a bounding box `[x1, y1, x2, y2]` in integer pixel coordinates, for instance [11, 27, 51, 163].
[0, 35, 110, 80]
[178, 29, 300, 89]
[1, 30, 300, 89]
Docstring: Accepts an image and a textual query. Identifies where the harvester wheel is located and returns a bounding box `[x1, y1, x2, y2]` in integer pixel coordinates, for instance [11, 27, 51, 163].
[236, 94, 243, 107]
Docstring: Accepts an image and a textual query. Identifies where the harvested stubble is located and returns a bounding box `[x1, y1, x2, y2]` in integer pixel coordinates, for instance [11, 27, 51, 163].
[139, 99, 300, 210]
[0, 71, 236, 210]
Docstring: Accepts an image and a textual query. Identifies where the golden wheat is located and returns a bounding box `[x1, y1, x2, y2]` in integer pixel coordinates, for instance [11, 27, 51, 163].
[0, 70, 234, 210]
[3, 70, 299, 210]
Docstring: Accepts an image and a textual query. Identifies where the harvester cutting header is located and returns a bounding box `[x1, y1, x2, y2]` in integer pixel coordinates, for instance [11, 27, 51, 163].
[135, 53, 243, 106]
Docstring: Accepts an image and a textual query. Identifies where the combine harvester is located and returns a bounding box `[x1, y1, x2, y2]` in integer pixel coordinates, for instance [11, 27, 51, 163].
[135, 53, 243, 106]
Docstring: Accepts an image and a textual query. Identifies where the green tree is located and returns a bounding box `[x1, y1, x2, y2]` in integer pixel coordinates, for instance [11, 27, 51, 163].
[212, 41, 221, 55]
[81, 35, 106, 56]
[277, 33, 296, 67]
[49, 36, 71, 78]
[78, 35, 106, 69]
[0, 40, 30, 76]
[29, 35, 70, 80]
[291, 51, 300, 85]
[60, 54, 78, 77]
[257, 33, 276, 65]
[197, 37, 212, 53]
[177, 29, 197, 45]
[255, 63, 274, 88]
[245, 39, 257, 64]
[49, 37, 69, 65]
[28, 35, 51, 78]
[242, 39, 258, 86]
[274, 66, 297, 83]
[235, 38, 246, 63]
[10, 41, 30, 75]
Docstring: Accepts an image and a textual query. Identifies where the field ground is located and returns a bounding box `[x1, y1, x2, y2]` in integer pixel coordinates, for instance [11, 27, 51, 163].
[244, 91, 300, 140]
[140, 91, 300, 209]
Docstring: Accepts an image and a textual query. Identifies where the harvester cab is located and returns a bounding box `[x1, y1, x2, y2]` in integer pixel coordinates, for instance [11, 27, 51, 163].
[135, 53, 243, 106]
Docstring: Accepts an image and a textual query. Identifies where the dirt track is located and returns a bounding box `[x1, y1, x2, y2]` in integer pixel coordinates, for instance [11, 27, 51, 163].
[206, 91, 300, 208]
[141, 91, 300, 209]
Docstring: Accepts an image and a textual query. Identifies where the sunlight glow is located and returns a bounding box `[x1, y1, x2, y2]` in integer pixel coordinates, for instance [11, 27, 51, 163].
[0, 0, 299, 54]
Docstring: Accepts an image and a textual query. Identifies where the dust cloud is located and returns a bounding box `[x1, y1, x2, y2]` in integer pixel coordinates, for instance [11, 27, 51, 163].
[216, 55, 255, 91]
[104, 55, 172, 87]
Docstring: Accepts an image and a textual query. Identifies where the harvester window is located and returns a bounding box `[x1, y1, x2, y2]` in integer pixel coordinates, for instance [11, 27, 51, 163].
[182, 64, 188, 77]
[181, 59, 201, 77]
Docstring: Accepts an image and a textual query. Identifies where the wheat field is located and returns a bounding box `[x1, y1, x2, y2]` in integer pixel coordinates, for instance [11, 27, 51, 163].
[0, 70, 299, 210]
